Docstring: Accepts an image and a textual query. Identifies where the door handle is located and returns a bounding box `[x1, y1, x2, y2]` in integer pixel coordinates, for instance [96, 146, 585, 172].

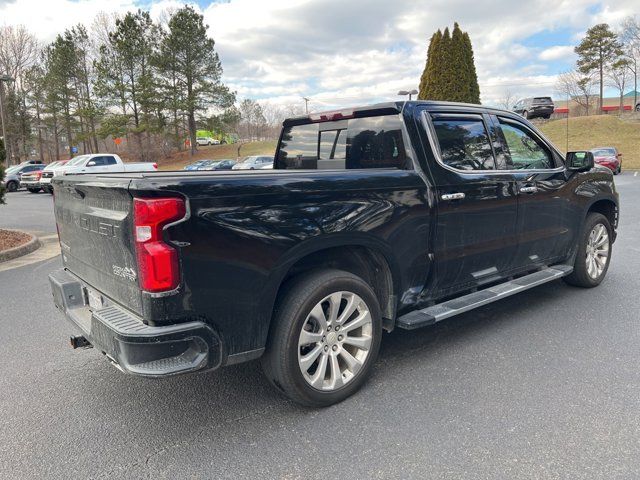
[520, 186, 538, 194]
[441, 192, 466, 201]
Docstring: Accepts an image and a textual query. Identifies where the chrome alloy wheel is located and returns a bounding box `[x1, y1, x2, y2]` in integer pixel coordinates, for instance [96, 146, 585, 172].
[586, 223, 609, 279]
[297, 291, 373, 391]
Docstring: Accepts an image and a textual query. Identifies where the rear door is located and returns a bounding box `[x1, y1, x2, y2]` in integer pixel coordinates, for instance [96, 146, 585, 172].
[54, 177, 143, 314]
[422, 110, 519, 295]
[491, 115, 573, 268]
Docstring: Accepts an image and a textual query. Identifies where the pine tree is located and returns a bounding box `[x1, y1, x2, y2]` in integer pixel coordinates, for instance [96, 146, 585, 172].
[95, 10, 158, 158]
[160, 5, 234, 155]
[575, 24, 623, 113]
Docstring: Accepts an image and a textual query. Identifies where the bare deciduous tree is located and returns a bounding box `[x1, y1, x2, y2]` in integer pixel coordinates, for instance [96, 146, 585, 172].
[556, 70, 597, 116]
[497, 90, 517, 110]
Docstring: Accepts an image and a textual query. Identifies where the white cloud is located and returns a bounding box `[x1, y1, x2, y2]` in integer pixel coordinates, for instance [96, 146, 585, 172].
[539, 45, 576, 61]
[1, 0, 637, 110]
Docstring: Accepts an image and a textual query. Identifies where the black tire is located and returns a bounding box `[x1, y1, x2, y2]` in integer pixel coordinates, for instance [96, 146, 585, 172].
[6, 181, 18, 192]
[261, 269, 382, 407]
[522, 110, 529, 119]
[27, 187, 40, 193]
[563, 212, 612, 288]
[543, 115, 551, 119]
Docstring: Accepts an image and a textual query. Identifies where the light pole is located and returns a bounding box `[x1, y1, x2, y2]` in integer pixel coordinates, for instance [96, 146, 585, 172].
[0, 75, 15, 165]
[398, 89, 419, 101]
[303, 97, 310, 114]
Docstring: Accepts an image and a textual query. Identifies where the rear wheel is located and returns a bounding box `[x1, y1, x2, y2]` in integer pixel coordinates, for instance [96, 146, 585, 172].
[6, 181, 18, 192]
[27, 187, 41, 193]
[564, 212, 612, 288]
[262, 269, 382, 407]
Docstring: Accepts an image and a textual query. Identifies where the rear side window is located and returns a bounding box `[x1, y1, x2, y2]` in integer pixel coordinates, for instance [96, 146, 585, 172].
[277, 115, 409, 170]
[88, 157, 106, 166]
[431, 117, 495, 171]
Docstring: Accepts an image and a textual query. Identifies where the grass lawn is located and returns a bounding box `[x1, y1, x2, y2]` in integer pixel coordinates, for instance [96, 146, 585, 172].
[158, 140, 277, 170]
[539, 115, 640, 170]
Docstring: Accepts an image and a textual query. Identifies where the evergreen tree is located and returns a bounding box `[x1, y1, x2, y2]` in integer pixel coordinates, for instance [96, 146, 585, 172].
[418, 31, 441, 99]
[462, 32, 481, 103]
[575, 24, 623, 113]
[418, 23, 480, 103]
[449, 23, 467, 102]
[95, 10, 158, 158]
[160, 6, 234, 155]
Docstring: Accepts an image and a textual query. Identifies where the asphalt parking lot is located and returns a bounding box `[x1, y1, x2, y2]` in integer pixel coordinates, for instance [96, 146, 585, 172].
[1, 174, 639, 479]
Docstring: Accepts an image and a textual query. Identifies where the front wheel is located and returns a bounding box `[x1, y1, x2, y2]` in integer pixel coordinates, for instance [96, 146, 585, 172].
[262, 269, 382, 407]
[522, 110, 529, 119]
[6, 181, 18, 192]
[564, 212, 612, 288]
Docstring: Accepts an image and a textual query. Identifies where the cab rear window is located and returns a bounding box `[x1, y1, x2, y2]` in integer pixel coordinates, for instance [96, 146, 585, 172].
[277, 115, 409, 170]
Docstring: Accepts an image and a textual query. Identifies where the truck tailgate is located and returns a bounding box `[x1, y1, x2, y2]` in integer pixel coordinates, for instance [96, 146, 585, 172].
[54, 177, 143, 314]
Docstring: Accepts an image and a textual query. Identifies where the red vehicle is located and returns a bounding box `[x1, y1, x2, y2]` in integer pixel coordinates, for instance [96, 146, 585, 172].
[590, 147, 622, 175]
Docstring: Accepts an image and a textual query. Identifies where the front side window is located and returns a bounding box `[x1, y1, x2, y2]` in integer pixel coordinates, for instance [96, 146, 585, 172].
[104, 156, 117, 165]
[498, 119, 554, 170]
[431, 117, 495, 171]
[277, 115, 409, 170]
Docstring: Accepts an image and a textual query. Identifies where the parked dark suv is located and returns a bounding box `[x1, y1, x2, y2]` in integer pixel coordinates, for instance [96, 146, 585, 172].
[513, 97, 555, 119]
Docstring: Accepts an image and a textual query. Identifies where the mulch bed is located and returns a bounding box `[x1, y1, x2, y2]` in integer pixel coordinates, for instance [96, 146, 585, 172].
[0, 229, 31, 252]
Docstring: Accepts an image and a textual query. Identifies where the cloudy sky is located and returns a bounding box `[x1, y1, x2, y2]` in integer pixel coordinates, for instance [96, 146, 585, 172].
[1, 0, 637, 110]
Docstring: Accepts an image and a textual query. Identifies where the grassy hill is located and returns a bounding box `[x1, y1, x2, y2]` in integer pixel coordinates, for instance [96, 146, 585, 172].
[158, 140, 277, 170]
[539, 115, 640, 170]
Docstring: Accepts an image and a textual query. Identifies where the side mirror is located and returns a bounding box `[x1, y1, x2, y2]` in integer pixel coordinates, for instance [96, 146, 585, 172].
[566, 151, 594, 172]
[86, 160, 96, 167]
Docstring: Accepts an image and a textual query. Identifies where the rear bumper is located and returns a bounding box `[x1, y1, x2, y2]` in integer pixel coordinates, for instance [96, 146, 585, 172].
[48, 268, 222, 377]
[529, 107, 554, 117]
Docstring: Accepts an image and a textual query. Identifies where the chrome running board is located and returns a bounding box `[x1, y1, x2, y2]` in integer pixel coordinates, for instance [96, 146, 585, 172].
[396, 265, 573, 330]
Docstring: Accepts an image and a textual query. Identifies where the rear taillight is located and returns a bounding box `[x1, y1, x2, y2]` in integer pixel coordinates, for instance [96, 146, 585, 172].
[133, 197, 186, 292]
[153, 163, 158, 170]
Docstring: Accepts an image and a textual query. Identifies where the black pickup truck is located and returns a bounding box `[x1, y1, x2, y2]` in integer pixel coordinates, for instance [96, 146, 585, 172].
[49, 101, 618, 406]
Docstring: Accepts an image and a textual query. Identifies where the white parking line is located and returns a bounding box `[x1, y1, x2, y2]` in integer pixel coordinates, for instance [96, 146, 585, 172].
[635, 171, 638, 177]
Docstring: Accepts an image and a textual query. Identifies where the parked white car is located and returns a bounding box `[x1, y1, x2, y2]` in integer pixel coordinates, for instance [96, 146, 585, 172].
[196, 137, 220, 146]
[231, 156, 274, 170]
[39, 160, 71, 193]
[54, 154, 157, 176]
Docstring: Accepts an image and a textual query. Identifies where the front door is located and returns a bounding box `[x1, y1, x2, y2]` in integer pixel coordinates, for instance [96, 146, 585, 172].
[491, 115, 573, 268]
[422, 111, 519, 298]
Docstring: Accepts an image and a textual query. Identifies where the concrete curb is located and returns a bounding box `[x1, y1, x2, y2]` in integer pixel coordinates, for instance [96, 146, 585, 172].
[0, 230, 41, 263]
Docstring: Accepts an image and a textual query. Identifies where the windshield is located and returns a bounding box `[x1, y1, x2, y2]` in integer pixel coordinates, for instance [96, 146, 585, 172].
[5, 166, 21, 174]
[533, 97, 553, 104]
[591, 148, 616, 157]
[65, 155, 88, 167]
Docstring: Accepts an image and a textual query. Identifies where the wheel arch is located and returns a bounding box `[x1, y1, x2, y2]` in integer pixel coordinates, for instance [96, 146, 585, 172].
[586, 197, 618, 236]
[261, 235, 401, 336]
